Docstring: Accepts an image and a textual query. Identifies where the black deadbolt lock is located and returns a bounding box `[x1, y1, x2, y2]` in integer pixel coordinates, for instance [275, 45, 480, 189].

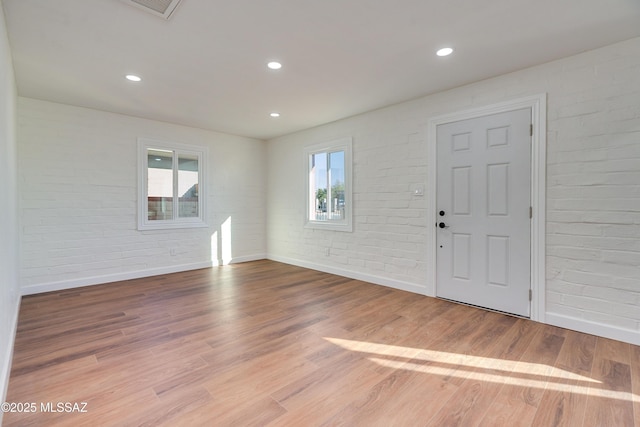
[439, 210, 445, 216]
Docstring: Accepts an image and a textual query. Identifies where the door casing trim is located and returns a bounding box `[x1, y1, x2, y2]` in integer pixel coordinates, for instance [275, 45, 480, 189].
[426, 94, 547, 322]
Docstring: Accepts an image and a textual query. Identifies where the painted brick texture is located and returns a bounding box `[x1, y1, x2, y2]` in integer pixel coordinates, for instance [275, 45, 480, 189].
[544, 41, 640, 333]
[18, 98, 267, 291]
[267, 37, 640, 341]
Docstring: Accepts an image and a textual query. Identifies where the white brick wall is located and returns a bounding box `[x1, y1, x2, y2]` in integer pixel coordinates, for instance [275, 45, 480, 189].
[267, 37, 640, 344]
[544, 39, 640, 337]
[0, 3, 20, 411]
[18, 98, 267, 293]
[267, 111, 430, 293]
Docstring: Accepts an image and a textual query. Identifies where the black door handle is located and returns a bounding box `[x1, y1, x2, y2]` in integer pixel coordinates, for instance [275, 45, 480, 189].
[438, 222, 448, 229]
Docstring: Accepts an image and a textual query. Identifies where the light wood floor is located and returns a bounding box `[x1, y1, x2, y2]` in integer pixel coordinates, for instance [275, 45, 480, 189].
[4, 260, 640, 426]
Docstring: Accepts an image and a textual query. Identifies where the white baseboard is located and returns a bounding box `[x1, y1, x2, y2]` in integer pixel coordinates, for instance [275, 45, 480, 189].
[267, 255, 429, 296]
[230, 254, 267, 264]
[545, 312, 640, 346]
[269, 256, 640, 346]
[1, 295, 21, 423]
[21, 261, 214, 296]
[216, 253, 268, 266]
[18, 256, 639, 347]
[21, 254, 269, 296]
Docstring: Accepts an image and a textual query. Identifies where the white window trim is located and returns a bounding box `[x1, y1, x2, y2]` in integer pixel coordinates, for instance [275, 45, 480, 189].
[304, 137, 353, 232]
[137, 137, 208, 231]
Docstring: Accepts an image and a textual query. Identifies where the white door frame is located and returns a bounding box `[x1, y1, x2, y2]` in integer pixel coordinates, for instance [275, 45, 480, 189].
[426, 94, 547, 322]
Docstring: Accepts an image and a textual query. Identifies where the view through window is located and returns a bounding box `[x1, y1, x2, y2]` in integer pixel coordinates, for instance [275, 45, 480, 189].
[305, 138, 352, 232]
[310, 151, 345, 221]
[138, 139, 207, 230]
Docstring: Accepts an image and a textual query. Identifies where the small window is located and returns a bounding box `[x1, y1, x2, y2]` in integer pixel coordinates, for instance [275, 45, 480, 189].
[138, 138, 207, 230]
[305, 137, 352, 232]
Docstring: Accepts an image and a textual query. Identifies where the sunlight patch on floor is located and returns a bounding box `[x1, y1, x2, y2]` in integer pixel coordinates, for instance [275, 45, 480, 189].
[324, 337, 640, 403]
[325, 337, 597, 382]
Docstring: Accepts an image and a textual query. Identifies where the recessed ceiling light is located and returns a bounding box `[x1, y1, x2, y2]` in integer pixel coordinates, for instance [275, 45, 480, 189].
[267, 61, 282, 70]
[125, 74, 142, 82]
[436, 47, 453, 57]
[270, 112, 280, 118]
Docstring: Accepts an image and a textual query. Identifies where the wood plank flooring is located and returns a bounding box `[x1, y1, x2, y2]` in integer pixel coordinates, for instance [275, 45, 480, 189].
[4, 260, 639, 426]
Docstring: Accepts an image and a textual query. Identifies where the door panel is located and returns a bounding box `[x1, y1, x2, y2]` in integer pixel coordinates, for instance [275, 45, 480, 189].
[452, 167, 471, 215]
[452, 233, 471, 280]
[487, 163, 509, 215]
[487, 235, 509, 286]
[436, 108, 531, 317]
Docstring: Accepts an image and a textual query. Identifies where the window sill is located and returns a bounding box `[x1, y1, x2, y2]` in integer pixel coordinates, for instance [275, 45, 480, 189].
[304, 221, 353, 232]
[138, 219, 208, 231]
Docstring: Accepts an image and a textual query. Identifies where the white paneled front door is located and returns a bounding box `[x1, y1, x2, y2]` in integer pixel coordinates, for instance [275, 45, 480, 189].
[436, 108, 532, 317]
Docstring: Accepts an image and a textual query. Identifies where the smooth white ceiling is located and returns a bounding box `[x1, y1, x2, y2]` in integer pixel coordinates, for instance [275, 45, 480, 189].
[3, 0, 640, 140]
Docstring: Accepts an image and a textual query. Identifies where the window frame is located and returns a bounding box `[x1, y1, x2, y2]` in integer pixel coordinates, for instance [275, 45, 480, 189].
[304, 137, 353, 232]
[137, 138, 208, 231]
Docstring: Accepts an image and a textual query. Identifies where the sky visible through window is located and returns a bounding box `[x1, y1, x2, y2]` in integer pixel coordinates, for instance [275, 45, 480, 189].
[313, 151, 345, 189]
